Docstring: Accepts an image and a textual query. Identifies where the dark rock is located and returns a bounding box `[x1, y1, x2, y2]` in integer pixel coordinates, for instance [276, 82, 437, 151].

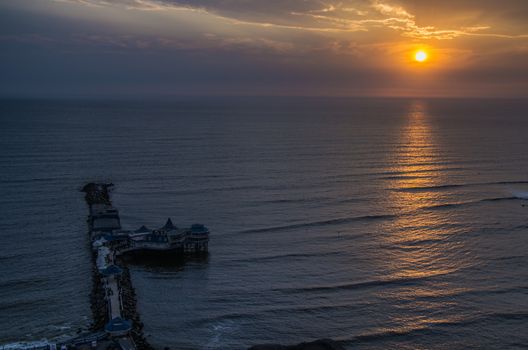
[249, 339, 345, 350]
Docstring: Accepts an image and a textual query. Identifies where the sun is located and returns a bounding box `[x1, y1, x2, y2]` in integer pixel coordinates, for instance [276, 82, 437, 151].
[414, 50, 428, 62]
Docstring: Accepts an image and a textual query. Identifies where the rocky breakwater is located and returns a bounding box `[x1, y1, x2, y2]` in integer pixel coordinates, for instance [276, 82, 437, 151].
[117, 261, 153, 350]
[89, 256, 109, 331]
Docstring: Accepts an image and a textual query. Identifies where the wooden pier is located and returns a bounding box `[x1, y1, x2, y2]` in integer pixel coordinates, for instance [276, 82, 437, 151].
[79, 182, 209, 350]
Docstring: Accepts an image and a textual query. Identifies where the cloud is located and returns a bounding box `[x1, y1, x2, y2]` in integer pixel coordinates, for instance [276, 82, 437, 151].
[371, 0, 412, 19]
[2, 0, 528, 97]
[52, 0, 528, 40]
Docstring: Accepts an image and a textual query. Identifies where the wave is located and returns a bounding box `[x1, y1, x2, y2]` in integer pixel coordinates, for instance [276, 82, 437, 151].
[0, 297, 50, 313]
[425, 196, 518, 210]
[273, 274, 448, 294]
[379, 175, 431, 180]
[191, 301, 369, 329]
[482, 196, 519, 202]
[394, 284, 528, 303]
[261, 197, 326, 204]
[512, 191, 528, 199]
[118, 184, 263, 196]
[0, 177, 66, 185]
[394, 180, 528, 192]
[377, 167, 467, 176]
[240, 214, 396, 234]
[398, 183, 465, 191]
[347, 311, 528, 345]
[0, 331, 102, 350]
[0, 254, 25, 263]
[326, 167, 467, 181]
[239, 194, 522, 235]
[337, 197, 366, 204]
[351, 326, 438, 343]
[511, 224, 528, 231]
[0, 341, 50, 350]
[0, 277, 48, 291]
[229, 251, 341, 264]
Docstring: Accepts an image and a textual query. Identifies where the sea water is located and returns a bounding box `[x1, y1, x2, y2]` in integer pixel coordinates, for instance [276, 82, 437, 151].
[1, 97, 528, 349]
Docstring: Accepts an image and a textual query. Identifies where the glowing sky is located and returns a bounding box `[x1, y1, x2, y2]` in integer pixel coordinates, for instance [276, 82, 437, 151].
[1, 0, 527, 97]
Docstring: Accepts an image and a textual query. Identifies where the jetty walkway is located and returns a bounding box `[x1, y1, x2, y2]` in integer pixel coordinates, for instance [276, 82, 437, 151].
[83, 183, 146, 350]
[81, 182, 209, 350]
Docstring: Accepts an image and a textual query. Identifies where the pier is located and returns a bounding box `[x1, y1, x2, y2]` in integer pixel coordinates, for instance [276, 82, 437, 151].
[79, 182, 209, 350]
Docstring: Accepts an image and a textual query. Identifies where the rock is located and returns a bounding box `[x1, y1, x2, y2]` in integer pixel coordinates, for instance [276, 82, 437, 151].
[249, 339, 345, 350]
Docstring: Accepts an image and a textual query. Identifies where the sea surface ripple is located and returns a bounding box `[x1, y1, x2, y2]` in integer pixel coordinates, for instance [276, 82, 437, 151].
[1, 97, 528, 349]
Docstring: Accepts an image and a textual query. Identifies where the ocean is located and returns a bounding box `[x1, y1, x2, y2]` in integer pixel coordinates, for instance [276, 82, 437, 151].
[1, 97, 528, 349]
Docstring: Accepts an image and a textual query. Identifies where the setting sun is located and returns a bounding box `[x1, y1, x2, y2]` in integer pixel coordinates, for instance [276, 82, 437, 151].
[415, 50, 428, 62]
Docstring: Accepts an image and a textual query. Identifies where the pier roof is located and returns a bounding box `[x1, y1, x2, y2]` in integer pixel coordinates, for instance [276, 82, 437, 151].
[100, 265, 123, 276]
[104, 317, 132, 335]
[135, 225, 150, 233]
[160, 218, 177, 231]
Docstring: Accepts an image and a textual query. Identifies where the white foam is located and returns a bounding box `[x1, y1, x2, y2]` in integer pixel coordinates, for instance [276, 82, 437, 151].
[513, 191, 528, 199]
[0, 340, 50, 350]
[205, 320, 238, 348]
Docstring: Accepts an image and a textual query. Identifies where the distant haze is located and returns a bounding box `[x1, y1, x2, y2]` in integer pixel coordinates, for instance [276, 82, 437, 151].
[1, 0, 527, 98]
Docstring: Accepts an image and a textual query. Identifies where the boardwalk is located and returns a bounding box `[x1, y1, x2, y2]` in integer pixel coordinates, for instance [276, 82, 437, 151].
[106, 275, 122, 320]
[83, 183, 140, 349]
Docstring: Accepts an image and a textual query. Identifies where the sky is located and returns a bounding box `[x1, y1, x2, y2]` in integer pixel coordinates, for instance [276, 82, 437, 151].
[1, 0, 527, 98]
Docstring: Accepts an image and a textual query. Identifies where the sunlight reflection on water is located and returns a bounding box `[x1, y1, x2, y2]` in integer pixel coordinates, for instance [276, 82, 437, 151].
[373, 100, 477, 338]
